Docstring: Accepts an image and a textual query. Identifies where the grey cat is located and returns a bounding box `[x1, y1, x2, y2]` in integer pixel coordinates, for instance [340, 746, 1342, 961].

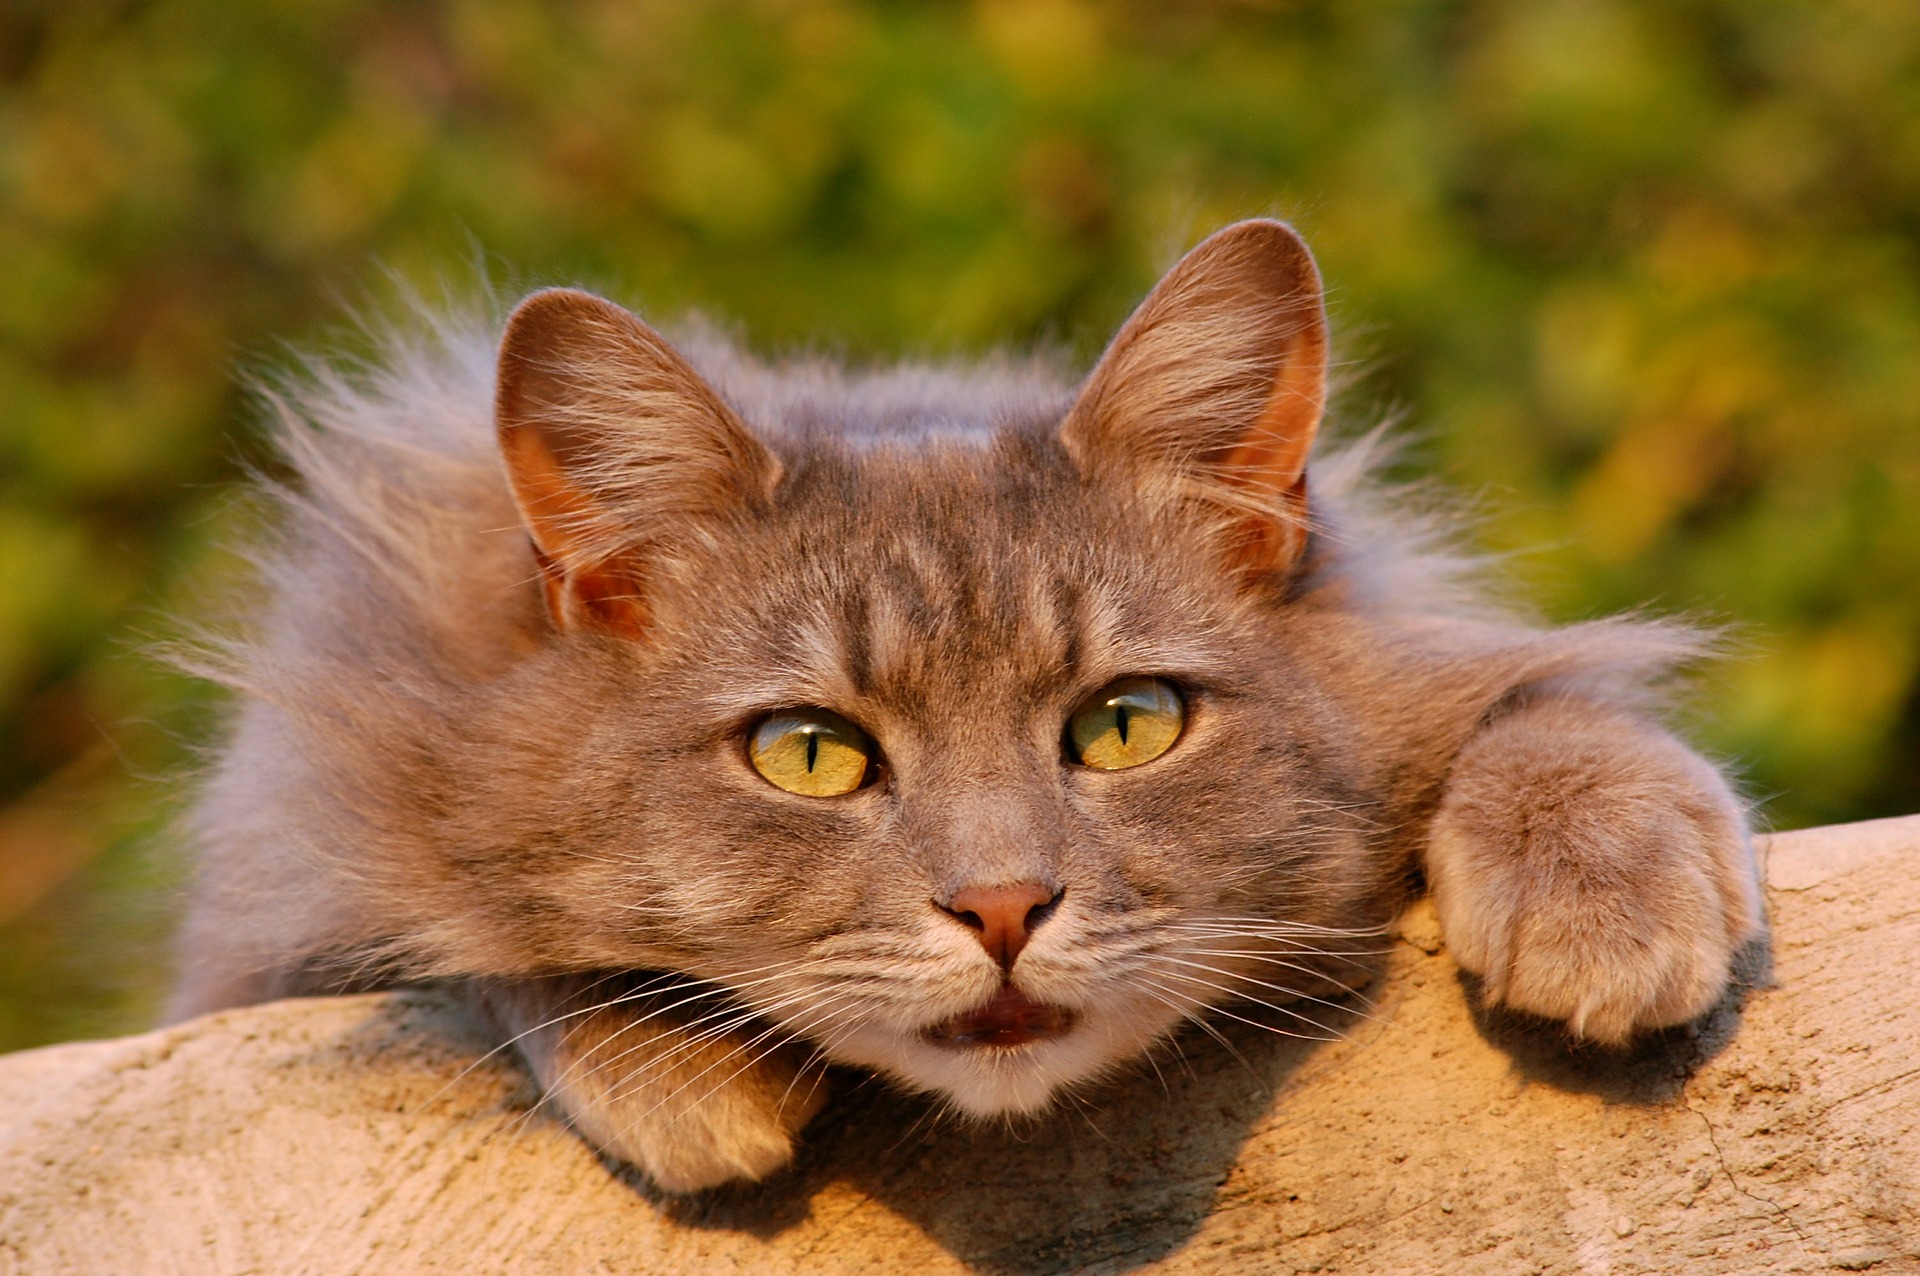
[170, 221, 1762, 1192]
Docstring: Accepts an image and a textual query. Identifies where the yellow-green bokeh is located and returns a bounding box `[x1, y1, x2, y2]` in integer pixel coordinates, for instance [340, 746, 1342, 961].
[2, 0, 1916, 1049]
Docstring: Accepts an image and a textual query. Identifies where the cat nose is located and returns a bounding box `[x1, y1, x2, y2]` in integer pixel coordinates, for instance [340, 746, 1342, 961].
[938, 882, 1062, 971]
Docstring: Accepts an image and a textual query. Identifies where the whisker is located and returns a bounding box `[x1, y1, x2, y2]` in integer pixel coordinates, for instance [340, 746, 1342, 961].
[515, 959, 837, 1108]
[1163, 916, 1394, 938]
[587, 979, 870, 1109]
[1149, 984, 1347, 1046]
[1131, 982, 1261, 1079]
[580, 985, 838, 1100]
[1153, 955, 1382, 1020]
[415, 971, 692, 1113]
[599, 996, 872, 1148]
[1144, 970, 1352, 1042]
[1165, 939, 1388, 973]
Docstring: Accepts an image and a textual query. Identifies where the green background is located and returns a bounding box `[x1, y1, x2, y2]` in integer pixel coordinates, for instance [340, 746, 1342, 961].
[3, 0, 1917, 1052]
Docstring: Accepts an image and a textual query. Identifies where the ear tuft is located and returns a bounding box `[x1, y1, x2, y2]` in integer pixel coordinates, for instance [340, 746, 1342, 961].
[495, 289, 779, 637]
[1061, 219, 1328, 581]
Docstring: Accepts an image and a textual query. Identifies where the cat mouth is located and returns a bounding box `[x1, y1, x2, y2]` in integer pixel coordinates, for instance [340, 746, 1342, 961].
[925, 986, 1077, 1049]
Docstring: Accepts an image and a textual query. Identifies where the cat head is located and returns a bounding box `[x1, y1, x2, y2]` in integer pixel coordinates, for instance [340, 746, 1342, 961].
[462, 220, 1390, 1114]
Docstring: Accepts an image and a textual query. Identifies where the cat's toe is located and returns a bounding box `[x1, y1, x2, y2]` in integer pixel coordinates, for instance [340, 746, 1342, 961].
[1457, 884, 1743, 1046]
[1433, 841, 1756, 1045]
[588, 1090, 816, 1193]
[552, 1049, 830, 1193]
[484, 975, 834, 1193]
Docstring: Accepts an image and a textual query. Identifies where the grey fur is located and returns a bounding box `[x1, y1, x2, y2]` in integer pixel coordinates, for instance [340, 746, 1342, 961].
[171, 222, 1761, 1192]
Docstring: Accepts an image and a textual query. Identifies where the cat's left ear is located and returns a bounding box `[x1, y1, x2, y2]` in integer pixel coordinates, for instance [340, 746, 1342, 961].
[1061, 219, 1327, 580]
[495, 288, 780, 638]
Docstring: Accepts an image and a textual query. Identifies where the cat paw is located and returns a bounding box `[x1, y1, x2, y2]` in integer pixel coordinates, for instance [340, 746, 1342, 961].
[551, 1043, 827, 1192]
[480, 977, 829, 1192]
[1425, 698, 1763, 1046]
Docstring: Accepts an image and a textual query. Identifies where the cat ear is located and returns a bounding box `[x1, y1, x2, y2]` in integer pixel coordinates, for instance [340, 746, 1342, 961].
[1061, 219, 1328, 580]
[495, 288, 780, 637]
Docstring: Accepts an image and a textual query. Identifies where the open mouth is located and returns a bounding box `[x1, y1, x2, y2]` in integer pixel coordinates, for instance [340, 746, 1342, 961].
[926, 985, 1077, 1048]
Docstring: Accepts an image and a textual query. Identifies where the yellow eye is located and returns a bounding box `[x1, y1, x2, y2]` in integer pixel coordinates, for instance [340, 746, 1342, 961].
[1068, 676, 1185, 770]
[749, 709, 877, 797]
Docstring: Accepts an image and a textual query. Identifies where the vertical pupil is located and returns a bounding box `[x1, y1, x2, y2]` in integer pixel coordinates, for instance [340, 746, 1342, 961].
[1115, 704, 1130, 745]
[806, 730, 819, 772]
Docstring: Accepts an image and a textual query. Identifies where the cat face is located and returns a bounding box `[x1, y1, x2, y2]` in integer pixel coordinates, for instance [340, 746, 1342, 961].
[475, 220, 1388, 1114]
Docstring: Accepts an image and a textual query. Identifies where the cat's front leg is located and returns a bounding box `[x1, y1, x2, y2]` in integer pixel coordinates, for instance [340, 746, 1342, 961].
[474, 973, 828, 1192]
[1425, 695, 1763, 1045]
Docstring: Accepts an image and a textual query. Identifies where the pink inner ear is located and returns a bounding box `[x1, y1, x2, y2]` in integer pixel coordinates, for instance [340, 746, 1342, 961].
[525, 538, 651, 637]
[1219, 323, 1326, 487]
[493, 287, 778, 643]
[560, 561, 652, 635]
[1216, 319, 1327, 578]
[502, 424, 653, 637]
[498, 422, 599, 557]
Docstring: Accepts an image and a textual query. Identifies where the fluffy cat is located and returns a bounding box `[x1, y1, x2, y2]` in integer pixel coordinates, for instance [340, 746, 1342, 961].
[170, 221, 1762, 1192]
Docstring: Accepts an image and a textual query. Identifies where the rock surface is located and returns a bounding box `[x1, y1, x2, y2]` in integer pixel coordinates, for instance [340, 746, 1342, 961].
[1, 817, 1916, 1275]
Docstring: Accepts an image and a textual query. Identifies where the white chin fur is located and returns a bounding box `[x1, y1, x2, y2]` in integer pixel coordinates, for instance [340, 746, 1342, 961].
[821, 1001, 1185, 1117]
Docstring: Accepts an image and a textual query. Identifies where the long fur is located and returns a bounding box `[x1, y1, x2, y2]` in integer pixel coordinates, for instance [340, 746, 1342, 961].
[169, 222, 1759, 1191]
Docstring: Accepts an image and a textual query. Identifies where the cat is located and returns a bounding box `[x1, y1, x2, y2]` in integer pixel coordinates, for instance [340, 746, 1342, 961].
[168, 220, 1763, 1193]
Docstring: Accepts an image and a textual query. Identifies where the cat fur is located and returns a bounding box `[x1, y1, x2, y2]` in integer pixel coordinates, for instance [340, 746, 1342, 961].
[170, 221, 1762, 1191]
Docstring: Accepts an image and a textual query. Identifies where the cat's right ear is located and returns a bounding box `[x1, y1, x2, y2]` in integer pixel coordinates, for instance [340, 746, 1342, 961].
[495, 289, 780, 638]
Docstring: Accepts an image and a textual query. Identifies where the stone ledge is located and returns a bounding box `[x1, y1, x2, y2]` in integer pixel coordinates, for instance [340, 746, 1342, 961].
[2, 817, 1916, 1274]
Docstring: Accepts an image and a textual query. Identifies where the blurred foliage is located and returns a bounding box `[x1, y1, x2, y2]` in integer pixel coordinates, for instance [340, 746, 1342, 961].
[1, 0, 1916, 1051]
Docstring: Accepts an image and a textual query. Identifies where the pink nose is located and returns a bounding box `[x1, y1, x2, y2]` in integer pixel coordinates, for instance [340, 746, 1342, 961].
[940, 882, 1061, 971]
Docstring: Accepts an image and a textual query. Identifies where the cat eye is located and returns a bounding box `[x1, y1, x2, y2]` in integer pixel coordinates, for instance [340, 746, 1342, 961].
[1067, 676, 1185, 770]
[748, 708, 878, 797]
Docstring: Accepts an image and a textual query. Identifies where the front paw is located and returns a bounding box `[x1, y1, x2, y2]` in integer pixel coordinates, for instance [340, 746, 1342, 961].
[482, 976, 828, 1192]
[545, 1032, 827, 1193]
[1426, 698, 1763, 1046]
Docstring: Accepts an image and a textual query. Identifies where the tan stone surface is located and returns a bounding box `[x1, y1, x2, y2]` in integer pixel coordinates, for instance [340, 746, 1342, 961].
[1, 817, 1916, 1274]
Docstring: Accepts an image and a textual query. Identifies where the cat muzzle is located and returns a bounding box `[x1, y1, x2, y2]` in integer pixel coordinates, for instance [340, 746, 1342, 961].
[924, 985, 1077, 1048]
